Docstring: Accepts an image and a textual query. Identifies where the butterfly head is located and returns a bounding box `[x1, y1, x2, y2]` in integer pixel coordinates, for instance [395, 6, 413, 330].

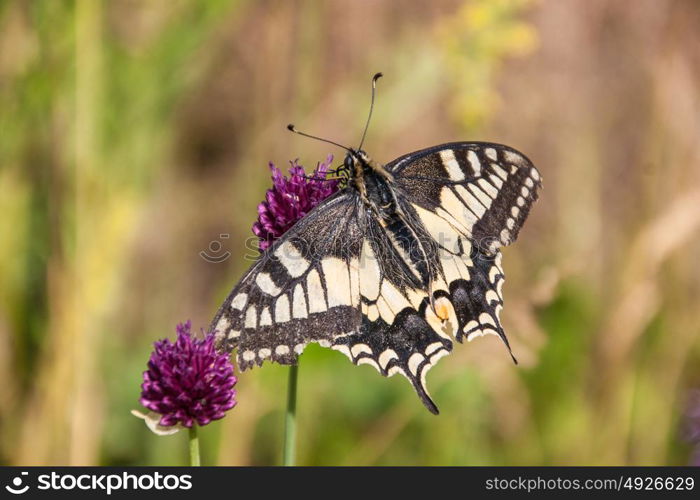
[342, 149, 369, 172]
[342, 149, 390, 181]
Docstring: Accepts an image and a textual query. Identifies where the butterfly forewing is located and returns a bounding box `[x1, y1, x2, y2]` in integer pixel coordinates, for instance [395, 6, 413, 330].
[212, 193, 365, 366]
[391, 142, 541, 253]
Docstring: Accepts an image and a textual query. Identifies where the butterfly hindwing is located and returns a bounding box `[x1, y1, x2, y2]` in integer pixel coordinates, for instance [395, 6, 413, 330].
[328, 229, 510, 414]
[331, 216, 453, 414]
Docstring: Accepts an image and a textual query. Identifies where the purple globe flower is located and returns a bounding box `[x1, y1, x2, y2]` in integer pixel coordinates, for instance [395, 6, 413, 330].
[252, 155, 339, 251]
[139, 321, 237, 429]
[684, 389, 700, 465]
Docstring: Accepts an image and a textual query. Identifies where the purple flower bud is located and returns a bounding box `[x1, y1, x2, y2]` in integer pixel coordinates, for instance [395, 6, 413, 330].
[252, 155, 339, 251]
[139, 321, 237, 428]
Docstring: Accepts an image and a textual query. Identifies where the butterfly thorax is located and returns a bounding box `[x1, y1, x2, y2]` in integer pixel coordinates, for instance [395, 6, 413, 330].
[343, 150, 437, 290]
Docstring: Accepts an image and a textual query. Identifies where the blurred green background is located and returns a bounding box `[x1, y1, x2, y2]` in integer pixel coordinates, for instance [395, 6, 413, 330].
[1, 0, 699, 466]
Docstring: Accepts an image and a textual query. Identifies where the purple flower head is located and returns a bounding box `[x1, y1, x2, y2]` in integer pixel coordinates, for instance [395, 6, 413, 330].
[139, 321, 237, 428]
[252, 155, 339, 251]
[684, 389, 700, 465]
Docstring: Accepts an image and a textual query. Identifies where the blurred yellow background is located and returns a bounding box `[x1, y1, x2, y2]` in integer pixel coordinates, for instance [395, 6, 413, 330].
[1, 0, 699, 466]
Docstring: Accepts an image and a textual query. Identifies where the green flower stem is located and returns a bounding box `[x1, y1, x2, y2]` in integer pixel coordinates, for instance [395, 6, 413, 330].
[283, 363, 299, 466]
[189, 424, 200, 466]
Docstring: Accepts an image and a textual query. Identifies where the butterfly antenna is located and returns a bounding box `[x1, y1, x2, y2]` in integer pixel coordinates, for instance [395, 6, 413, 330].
[287, 124, 352, 152]
[358, 72, 383, 150]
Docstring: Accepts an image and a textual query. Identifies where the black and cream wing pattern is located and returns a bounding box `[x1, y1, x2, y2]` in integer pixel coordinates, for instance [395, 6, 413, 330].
[211, 142, 541, 414]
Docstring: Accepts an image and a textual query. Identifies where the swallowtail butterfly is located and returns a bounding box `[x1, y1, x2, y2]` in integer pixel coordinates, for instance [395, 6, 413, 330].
[210, 75, 541, 414]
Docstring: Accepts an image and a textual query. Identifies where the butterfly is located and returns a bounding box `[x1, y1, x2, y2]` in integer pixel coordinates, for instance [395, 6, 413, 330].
[210, 74, 542, 414]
